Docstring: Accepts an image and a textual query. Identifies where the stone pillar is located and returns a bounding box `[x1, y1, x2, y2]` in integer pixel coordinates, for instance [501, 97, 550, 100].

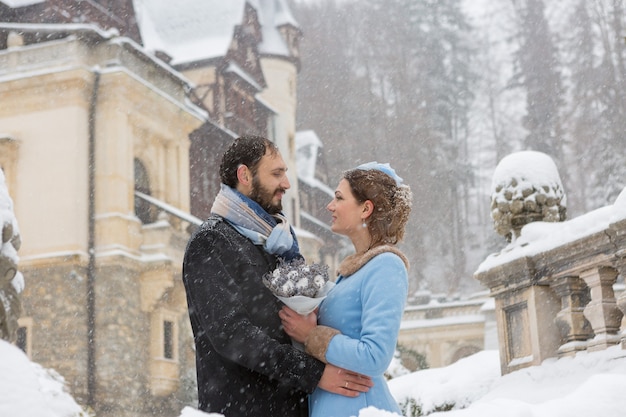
[494, 284, 561, 374]
[613, 253, 626, 349]
[618, 286, 626, 350]
[580, 266, 623, 351]
[608, 217, 626, 349]
[550, 275, 592, 356]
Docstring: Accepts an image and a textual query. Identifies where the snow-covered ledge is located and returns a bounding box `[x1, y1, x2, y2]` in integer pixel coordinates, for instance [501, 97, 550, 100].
[475, 151, 626, 375]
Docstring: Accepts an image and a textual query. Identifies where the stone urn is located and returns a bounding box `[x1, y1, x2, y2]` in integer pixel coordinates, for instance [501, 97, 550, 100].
[490, 151, 567, 242]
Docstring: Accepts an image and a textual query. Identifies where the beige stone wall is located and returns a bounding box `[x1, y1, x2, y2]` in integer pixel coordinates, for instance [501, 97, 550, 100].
[19, 261, 91, 404]
[259, 57, 300, 227]
[0, 70, 92, 258]
[1, 31, 203, 417]
[398, 321, 485, 369]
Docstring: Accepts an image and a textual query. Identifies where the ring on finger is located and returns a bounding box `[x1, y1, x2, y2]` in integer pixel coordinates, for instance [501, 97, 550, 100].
[344, 381, 349, 388]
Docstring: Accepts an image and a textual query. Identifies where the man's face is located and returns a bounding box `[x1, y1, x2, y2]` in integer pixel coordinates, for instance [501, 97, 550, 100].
[249, 152, 290, 214]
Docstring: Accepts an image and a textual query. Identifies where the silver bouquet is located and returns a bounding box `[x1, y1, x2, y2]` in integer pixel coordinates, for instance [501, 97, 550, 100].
[263, 258, 334, 315]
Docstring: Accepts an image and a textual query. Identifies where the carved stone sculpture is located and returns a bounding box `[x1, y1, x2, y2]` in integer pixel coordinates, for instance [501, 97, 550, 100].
[490, 151, 567, 242]
[0, 169, 22, 343]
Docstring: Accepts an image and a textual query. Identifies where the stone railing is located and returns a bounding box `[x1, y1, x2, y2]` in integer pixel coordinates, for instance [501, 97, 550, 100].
[474, 191, 626, 375]
[403, 298, 487, 321]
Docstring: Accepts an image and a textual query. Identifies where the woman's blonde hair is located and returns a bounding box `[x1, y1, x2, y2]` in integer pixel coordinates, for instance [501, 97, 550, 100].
[343, 168, 412, 249]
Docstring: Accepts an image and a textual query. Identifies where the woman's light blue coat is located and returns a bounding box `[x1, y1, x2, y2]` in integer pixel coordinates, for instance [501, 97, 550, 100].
[310, 252, 408, 417]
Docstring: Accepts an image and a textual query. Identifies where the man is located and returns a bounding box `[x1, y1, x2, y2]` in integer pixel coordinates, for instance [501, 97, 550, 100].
[183, 136, 372, 417]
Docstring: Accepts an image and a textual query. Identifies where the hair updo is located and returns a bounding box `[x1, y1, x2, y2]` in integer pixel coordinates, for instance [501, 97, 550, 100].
[342, 168, 412, 248]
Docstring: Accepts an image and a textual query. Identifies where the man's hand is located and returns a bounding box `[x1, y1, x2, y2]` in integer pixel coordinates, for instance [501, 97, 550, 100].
[318, 364, 374, 397]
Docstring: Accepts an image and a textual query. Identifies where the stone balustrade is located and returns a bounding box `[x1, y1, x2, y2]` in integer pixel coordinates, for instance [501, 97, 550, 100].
[475, 193, 626, 375]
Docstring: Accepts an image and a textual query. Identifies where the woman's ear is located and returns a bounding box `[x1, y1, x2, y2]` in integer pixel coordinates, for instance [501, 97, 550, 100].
[237, 164, 252, 186]
[362, 200, 374, 219]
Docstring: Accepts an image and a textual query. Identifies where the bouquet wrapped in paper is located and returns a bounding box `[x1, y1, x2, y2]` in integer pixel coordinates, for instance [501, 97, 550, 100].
[263, 258, 334, 315]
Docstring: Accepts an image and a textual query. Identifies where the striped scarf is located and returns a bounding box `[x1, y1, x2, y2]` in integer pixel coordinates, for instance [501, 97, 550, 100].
[211, 184, 301, 261]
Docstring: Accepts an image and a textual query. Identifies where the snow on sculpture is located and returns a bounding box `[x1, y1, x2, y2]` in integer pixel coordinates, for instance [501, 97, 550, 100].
[490, 151, 567, 242]
[0, 168, 23, 343]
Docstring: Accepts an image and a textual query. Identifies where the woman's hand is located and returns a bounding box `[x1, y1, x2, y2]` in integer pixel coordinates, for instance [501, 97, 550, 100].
[279, 305, 317, 343]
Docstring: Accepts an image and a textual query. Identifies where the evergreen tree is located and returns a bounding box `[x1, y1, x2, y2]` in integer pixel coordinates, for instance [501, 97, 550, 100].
[510, 0, 564, 164]
[564, 1, 602, 213]
[590, 0, 626, 206]
[292, 0, 476, 293]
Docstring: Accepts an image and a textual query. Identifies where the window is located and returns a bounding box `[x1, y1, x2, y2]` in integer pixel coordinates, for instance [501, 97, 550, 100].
[16, 317, 32, 357]
[16, 326, 27, 352]
[163, 320, 174, 360]
[134, 158, 156, 223]
[149, 310, 180, 395]
[151, 309, 178, 362]
[0, 135, 19, 192]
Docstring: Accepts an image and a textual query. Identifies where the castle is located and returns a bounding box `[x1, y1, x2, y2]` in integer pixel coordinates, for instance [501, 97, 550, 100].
[0, 1, 499, 415]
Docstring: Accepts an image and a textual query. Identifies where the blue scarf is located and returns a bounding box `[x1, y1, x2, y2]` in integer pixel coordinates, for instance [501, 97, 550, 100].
[211, 184, 301, 261]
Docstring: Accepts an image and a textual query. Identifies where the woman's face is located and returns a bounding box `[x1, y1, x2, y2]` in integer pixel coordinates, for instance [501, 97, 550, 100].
[327, 179, 365, 237]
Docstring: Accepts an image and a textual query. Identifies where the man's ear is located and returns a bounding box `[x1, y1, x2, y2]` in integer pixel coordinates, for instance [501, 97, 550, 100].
[237, 164, 252, 186]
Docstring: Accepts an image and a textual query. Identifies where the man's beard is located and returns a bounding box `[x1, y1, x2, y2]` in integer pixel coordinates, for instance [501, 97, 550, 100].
[250, 177, 284, 214]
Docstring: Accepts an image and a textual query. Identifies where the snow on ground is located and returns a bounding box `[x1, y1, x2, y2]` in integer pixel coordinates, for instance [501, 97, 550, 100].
[3, 337, 626, 417]
[385, 346, 626, 417]
[0, 340, 84, 417]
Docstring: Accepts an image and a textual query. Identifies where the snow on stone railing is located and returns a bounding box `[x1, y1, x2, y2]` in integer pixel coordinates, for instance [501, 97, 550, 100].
[474, 151, 626, 375]
[0, 168, 23, 343]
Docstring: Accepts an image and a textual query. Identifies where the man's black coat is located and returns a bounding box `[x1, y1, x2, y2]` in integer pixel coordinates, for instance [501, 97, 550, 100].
[183, 215, 325, 417]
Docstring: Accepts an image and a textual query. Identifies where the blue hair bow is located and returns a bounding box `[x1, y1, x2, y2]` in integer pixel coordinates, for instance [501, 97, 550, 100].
[356, 161, 404, 186]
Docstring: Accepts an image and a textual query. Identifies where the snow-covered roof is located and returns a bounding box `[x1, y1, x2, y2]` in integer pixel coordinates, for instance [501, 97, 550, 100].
[0, 0, 44, 7]
[0, 22, 207, 121]
[295, 130, 321, 180]
[296, 129, 322, 149]
[255, 93, 278, 114]
[133, 0, 298, 66]
[225, 62, 262, 91]
[256, 0, 298, 56]
[133, 0, 244, 65]
[295, 130, 334, 197]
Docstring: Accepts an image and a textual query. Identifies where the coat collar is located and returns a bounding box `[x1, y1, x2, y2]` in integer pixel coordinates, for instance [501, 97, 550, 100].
[336, 244, 409, 278]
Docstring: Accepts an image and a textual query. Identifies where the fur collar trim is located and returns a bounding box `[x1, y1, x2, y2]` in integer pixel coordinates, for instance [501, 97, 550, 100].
[336, 244, 409, 278]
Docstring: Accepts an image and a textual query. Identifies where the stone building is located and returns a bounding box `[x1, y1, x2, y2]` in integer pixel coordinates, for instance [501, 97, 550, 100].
[295, 130, 350, 265]
[0, 1, 506, 415]
[0, 21, 203, 416]
[397, 292, 495, 370]
[0, 0, 339, 416]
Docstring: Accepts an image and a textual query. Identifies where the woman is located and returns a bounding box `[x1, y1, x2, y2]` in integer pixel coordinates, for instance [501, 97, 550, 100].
[279, 162, 412, 417]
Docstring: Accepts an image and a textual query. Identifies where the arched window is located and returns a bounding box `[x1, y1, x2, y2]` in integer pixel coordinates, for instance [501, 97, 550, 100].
[450, 345, 481, 365]
[134, 158, 156, 224]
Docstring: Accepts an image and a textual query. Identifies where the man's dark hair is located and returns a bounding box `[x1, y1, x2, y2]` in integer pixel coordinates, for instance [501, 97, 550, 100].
[219, 136, 279, 188]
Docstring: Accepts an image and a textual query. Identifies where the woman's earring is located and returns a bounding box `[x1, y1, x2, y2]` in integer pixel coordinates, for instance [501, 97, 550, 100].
[362, 221, 367, 228]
